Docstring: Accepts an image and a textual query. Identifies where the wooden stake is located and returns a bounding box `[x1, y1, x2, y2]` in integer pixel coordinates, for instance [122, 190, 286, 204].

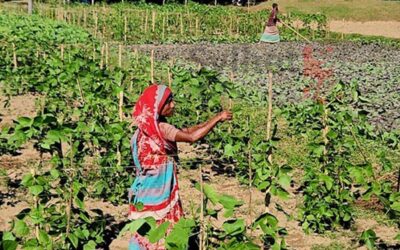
[195, 17, 199, 37]
[228, 99, 233, 134]
[144, 11, 148, 34]
[100, 44, 104, 69]
[162, 16, 166, 40]
[167, 67, 172, 89]
[133, 49, 138, 66]
[94, 12, 98, 37]
[267, 72, 273, 164]
[150, 50, 154, 83]
[322, 107, 329, 158]
[247, 131, 253, 236]
[12, 43, 17, 70]
[199, 164, 205, 250]
[105, 42, 109, 67]
[152, 11, 156, 32]
[77, 78, 85, 104]
[124, 16, 128, 43]
[229, 16, 233, 36]
[60, 44, 64, 61]
[180, 14, 184, 36]
[118, 44, 122, 68]
[83, 9, 87, 27]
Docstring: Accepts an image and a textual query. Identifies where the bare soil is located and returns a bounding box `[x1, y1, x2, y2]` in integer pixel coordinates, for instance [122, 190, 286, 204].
[329, 21, 400, 39]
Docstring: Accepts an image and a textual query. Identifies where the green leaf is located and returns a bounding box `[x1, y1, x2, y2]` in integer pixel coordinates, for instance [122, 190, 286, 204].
[2, 241, 18, 250]
[38, 230, 51, 245]
[165, 219, 195, 249]
[50, 169, 60, 179]
[119, 219, 147, 237]
[2, 231, 15, 241]
[14, 219, 29, 237]
[278, 174, 291, 189]
[29, 185, 44, 196]
[17, 117, 33, 128]
[68, 233, 78, 249]
[360, 229, 377, 250]
[219, 194, 243, 209]
[319, 174, 333, 190]
[74, 197, 85, 210]
[83, 240, 96, 250]
[21, 174, 34, 187]
[195, 183, 219, 205]
[148, 221, 170, 243]
[222, 219, 245, 236]
[224, 144, 234, 157]
[390, 202, 400, 212]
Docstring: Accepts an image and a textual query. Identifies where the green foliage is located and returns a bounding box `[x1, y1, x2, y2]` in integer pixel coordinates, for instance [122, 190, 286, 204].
[360, 229, 378, 250]
[29, 3, 328, 44]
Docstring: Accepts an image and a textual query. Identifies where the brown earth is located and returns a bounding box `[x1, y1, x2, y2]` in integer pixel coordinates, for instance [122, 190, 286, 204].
[329, 21, 400, 39]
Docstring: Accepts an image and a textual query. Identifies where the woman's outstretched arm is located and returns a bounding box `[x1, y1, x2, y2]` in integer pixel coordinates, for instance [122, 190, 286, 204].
[175, 111, 232, 143]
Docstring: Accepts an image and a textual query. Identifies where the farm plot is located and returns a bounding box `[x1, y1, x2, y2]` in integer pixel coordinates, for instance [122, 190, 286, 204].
[130, 42, 400, 131]
[0, 9, 400, 250]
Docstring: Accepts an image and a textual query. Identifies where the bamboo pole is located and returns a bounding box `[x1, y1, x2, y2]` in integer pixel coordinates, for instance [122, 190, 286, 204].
[229, 16, 233, 37]
[195, 17, 199, 37]
[66, 138, 74, 238]
[100, 44, 104, 69]
[83, 9, 87, 27]
[105, 42, 109, 67]
[167, 67, 172, 89]
[199, 164, 205, 250]
[267, 72, 273, 164]
[228, 99, 233, 134]
[162, 16, 166, 40]
[144, 11, 148, 34]
[94, 12, 98, 37]
[93, 44, 96, 61]
[180, 14, 184, 36]
[152, 11, 156, 33]
[322, 107, 329, 158]
[60, 44, 64, 61]
[247, 131, 253, 236]
[118, 44, 124, 122]
[281, 20, 311, 43]
[124, 16, 128, 43]
[31, 168, 39, 239]
[77, 78, 85, 104]
[150, 50, 154, 83]
[12, 43, 17, 70]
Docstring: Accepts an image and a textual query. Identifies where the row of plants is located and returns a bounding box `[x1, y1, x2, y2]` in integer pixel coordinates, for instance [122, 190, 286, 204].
[14, 2, 330, 44]
[1, 11, 399, 250]
[0, 12, 290, 249]
[282, 46, 400, 247]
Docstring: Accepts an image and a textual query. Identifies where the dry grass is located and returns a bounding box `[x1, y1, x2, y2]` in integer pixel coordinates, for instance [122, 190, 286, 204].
[250, 0, 400, 21]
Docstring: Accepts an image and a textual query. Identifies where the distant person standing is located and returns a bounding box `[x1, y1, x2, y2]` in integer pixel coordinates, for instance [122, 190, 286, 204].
[260, 3, 280, 43]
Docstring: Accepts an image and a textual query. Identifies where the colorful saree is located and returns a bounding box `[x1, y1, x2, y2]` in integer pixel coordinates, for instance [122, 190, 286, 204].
[129, 84, 183, 250]
[260, 8, 280, 43]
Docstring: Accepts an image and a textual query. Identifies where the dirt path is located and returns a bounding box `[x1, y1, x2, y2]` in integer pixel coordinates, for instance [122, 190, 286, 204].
[329, 20, 400, 39]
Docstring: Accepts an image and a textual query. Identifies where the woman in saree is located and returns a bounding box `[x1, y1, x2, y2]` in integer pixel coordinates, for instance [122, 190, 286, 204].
[128, 84, 232, 249]
[260, 3, 280, 43]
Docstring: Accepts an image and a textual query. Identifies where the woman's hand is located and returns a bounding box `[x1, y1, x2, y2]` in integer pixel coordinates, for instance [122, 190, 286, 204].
[176, 110, 233, 143]
[218, 111, 233, 122]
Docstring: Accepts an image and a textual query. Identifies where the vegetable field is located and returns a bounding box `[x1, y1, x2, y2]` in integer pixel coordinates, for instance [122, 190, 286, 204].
[0, 3, 399, 250]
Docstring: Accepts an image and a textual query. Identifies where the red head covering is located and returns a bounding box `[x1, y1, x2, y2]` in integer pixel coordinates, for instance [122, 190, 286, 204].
[132, 84, 173, 168]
